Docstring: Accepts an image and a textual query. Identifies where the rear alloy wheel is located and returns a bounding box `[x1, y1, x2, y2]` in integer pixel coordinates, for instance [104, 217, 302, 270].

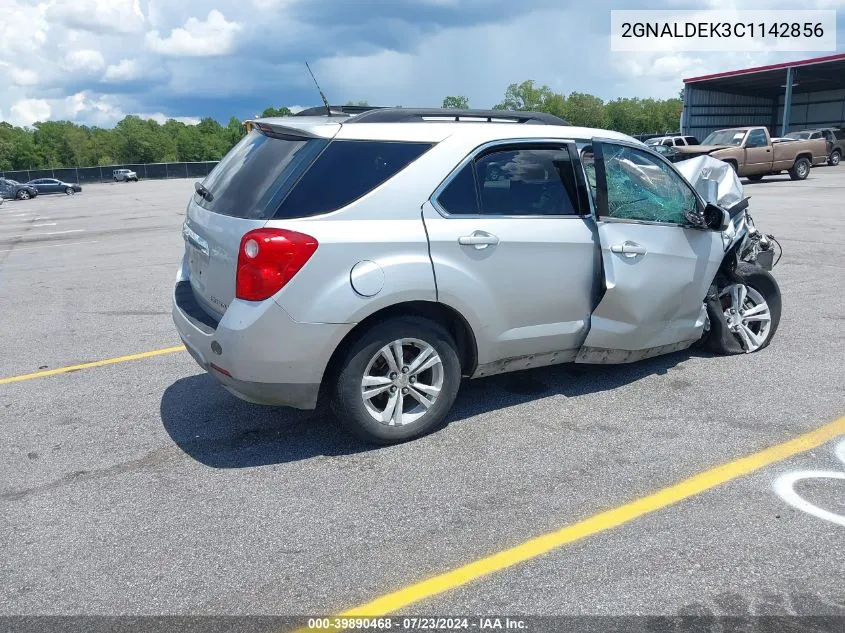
[789, 157, 811, 180]
[17, 190, 30, 200]
[331, 317, 461, 445]
[829, 150, 841, 167]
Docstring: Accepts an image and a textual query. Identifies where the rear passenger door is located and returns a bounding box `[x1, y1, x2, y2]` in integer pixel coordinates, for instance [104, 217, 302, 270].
[422, 142, 600, 374]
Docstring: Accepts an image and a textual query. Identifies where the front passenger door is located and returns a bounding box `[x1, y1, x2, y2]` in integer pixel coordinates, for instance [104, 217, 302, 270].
[577, 140, 725, 363]
[743, 129, 772, 173]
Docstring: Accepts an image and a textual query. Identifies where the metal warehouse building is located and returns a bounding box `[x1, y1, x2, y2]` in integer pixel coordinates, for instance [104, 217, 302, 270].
[681, 53, 845, 140]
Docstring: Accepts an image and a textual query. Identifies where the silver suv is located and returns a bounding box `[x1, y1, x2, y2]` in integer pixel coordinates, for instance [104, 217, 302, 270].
[113, 169, 138, 182]
[172, 108, 780, 444]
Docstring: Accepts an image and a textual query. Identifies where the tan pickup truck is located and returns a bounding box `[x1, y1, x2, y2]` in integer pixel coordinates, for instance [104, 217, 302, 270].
[674, 126, 827, 181]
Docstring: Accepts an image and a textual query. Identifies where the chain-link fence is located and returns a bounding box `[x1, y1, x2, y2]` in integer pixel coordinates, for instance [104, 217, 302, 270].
[0, 162, 220, 184]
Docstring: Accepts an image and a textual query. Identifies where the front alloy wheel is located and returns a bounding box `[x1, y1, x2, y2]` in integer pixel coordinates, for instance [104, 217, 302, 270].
[719, 283, 772, 353]
[18, 190, 30, 200]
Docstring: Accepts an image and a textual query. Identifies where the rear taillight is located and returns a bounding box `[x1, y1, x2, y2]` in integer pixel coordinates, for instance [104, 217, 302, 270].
[235, 228, 318, 301]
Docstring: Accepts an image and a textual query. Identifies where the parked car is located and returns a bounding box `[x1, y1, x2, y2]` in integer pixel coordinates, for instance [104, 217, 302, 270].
[172, 107, 781, 445]
[0, 178, 39, 200]
[27, 178, 82, 195]
[650, 143, 686, 163]
[785, 128, 845, 166]
[113, 169, 138, 182]
[646, 135, 700, 147]
[674, 126, 827, 181]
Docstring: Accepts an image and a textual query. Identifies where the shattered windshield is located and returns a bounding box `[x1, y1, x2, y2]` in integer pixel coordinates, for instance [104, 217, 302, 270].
[701, 129, 746, 146]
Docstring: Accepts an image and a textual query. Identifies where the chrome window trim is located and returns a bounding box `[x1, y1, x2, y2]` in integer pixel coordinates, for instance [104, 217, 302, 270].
[429, 137, 588, 219]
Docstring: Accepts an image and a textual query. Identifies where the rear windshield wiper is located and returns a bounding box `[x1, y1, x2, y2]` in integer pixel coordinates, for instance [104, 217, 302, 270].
[194, 181, 214, 202]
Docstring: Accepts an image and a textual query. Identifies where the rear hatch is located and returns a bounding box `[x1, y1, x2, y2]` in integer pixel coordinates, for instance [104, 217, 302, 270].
[183, 121, 338, 318]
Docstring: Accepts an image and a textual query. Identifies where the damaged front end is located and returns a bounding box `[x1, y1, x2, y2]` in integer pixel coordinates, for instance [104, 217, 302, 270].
[675, 155, 781, 272]
[674, 156, 784, 354]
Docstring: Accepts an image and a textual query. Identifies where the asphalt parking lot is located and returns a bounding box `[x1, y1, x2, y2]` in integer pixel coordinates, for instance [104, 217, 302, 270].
[1, 171, 844, 622]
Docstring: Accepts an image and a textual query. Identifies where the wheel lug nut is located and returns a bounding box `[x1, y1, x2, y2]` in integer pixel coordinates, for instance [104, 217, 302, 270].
[402, 387, 409, 394]
[409, 377, 416, 383]
[390, 386, 397, 393]
[390, 372, 397, 379]
[402, 366, 409, 373]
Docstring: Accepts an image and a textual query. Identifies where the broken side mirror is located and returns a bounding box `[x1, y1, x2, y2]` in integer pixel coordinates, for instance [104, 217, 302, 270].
[703, 203, 731, 232]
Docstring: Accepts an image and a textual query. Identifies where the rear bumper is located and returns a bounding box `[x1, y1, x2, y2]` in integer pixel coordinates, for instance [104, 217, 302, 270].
[172, 272, 354, 409]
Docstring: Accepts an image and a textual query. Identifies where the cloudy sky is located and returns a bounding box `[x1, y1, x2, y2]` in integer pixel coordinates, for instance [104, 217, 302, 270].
[1, 0, 843, 127]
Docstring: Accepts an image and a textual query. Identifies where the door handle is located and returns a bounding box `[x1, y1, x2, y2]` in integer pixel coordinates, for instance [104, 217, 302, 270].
[458, 231, 499, 250]
[610, 241, 647, 257]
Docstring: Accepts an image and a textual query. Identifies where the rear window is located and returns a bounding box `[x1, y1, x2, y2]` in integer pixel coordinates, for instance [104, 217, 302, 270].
[274, 140, 433, 218]
[196, 130, 329, 220]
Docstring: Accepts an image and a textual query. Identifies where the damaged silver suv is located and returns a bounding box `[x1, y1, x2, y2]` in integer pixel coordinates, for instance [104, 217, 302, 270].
[172, 108, 781, 444]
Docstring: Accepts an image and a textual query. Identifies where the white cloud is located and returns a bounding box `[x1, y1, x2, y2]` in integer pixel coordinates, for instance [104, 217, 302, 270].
[10, 69, 40, 86]
[48, 0, 145, 34]
[145, 10, 242, 57]
[0, 3, 49, 55]
[63, 91, 125, 125]
[10, 99, 52, 126]
[104, 58, 141, 82]
[137, 112, 201, 125]
[64, 49, 106, 72]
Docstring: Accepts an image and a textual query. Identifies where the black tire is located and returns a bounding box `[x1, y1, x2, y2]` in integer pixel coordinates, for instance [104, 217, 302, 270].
[725, 160, 738, 174]
[114, 177, 119, 182]
[746, 174, 764, 182]
[829, 150, 841, 167]
[702, 263, 781, 355]
[330, 316, 462, 445]
[789, 157, 811, 180]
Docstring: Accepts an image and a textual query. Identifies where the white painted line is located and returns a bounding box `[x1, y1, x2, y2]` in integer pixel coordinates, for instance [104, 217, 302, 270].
[773, 438, 845, 528]
[0, 239, 99, 253]
[3, 229, 84, 239]
[1, 221, 59, 228]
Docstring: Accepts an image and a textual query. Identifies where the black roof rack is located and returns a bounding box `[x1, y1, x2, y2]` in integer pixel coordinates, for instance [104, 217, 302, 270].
[347, 107, 571, 126]
[294, 105, 386, 117]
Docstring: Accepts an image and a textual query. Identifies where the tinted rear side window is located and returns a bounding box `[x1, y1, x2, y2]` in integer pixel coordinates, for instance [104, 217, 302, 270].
[274, 140, 433, 218]
[196, 130, 328, 220]
[437, 146, 581, 216]
[437, 164, 477, 214]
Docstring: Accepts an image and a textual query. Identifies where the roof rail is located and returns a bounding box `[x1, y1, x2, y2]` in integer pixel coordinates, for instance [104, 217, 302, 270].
[294, 105, 386, 117]
[347, 107, 571, 126]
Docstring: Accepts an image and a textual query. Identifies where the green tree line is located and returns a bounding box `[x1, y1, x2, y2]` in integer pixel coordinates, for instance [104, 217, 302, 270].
[0, 85, 682, 171]
[444, 80, 682, 134]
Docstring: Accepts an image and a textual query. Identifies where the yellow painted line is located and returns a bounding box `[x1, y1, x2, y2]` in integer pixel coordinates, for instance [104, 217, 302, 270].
[300, 416, 845, 630]
[0, 346, 185, 385]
